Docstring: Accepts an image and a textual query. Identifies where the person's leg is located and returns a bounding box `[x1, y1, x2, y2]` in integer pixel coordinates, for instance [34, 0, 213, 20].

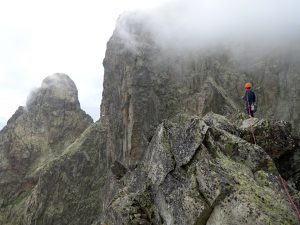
[246, 104, 252, 117]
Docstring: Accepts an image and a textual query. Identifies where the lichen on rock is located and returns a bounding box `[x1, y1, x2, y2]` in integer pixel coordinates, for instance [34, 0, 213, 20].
[100, 113, 299, 225]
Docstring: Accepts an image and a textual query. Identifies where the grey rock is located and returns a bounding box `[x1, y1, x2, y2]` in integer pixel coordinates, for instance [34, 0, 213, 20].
[100, 113, 298, 225]
[111, 160, 128, 180]
[240, 118, 296, 159]
[0, 73, 93, 224]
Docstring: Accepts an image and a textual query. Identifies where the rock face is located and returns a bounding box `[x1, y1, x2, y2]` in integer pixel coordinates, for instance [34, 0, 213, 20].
[0, 73, 93, 223]
[98, 12, 300, 224]
[101, 13, 300, 170]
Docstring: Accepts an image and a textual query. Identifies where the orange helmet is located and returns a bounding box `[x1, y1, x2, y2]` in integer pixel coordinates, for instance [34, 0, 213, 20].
[244, 82, 252, 89]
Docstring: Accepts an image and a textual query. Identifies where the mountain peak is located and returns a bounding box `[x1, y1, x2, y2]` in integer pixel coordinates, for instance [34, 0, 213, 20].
[26, 73, 80, 111]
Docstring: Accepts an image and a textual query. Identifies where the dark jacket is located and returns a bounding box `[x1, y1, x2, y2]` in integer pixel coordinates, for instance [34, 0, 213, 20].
[243, 90, 256, 105]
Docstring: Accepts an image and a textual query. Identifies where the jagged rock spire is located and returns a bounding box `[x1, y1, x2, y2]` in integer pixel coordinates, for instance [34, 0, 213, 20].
[26, 73, 80, 111]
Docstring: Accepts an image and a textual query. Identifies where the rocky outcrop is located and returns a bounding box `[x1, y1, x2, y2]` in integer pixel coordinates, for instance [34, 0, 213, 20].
[0, 73, 93, 223]
[11, 121, 107, 225]
[241, 118, 300, 192]
[100, 113, 298, 225]
[1, 109, 296, 225]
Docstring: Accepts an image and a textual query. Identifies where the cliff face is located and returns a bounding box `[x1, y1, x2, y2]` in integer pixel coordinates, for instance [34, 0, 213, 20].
[101, 13, 300, 169]
[97, 12, 300, 224]
[0, 10, 300, 225]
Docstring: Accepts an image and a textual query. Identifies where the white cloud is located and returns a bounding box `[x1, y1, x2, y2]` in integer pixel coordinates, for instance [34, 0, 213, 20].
[141, 0, 300, 50]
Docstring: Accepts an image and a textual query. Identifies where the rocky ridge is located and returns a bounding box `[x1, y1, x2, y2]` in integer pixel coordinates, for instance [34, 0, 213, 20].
[99, 113, 299, 225]
[1, 103, 299, 224]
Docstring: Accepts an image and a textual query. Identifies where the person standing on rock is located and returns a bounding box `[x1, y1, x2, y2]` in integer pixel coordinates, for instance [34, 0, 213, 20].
[243, 82, 256, 117]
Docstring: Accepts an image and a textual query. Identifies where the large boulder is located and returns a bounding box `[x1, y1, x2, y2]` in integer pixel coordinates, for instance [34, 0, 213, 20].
[240, 118, 300, 192]
[240, 118, 296, 159]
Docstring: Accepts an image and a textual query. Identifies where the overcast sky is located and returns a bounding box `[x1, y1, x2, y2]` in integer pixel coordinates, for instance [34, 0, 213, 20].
[0, 0, 166, 129]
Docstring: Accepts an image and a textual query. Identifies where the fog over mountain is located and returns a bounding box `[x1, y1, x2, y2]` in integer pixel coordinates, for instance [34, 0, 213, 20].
[117, 0, 300, 54]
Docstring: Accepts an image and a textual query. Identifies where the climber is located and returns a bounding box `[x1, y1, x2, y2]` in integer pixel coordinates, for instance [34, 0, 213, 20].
[243, 82, 256, 117]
